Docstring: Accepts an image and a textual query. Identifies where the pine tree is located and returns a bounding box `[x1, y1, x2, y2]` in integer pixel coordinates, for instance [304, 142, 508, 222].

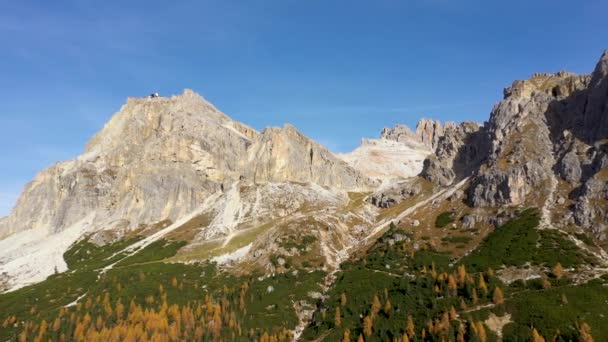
[578, 322, 594, 342]
[475, 322, 487, 342]
[478, 274, 488, 295]
[363, 315, 373, 336]
[447, 274, 458, 296]
[553, 263, 564, 279]
[384, 299, 392, 315]
[406, 315, 415, 338]
[457, 265, 467, 285]
[371, 295, 382, 316]
[449, 306, 458, 320]
[341, 293, 348, 307]
[52, 318, 61, 332]
[335, 307, 342, 327]
[531, 328, 546, 342]
[342, 328, 351, 342]
[492, 287, 504, 305]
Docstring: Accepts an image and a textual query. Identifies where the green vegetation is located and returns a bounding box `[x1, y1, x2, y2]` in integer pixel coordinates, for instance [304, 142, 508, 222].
[441, 236, 473, 244]
[0, 235, 325, 341]
[435, 212, 455, 228]
[115, 239, 187, 267]
[459, 209, 599, 271]
[503, 279, 608, 340]
[64, 235, 143, 270]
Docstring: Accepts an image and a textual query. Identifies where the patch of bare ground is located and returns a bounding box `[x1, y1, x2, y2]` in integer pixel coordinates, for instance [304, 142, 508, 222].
[497, 265, 544, 284]
[485, 313, 512, 340]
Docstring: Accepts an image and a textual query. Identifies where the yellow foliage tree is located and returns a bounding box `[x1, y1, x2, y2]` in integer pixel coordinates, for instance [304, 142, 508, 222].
[531, 328, 546, 342]
[475, 322, 487, 342]
[371, 295, 382, 317]
[553, 263, 564, 280]
[363, 315, 373, 337]
[478, 274, 488, 295]
[493, 287, 504, 305]
[579, 322, 594, 342]
[335, 307, 342, 327]
[342, 328, 350, 342]
[384, 299, 392, 316]
[406, 315, 415, 338]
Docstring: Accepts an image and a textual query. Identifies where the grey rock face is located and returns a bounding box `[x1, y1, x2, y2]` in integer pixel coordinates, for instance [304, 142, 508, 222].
[368, 179, 423, 208]
[462, 215, 476, 229]
[381, 119, 455, 151]
[380, 124, 418, 143]
[421, 121, 484, 186]
[558, 149, 583, 184]
[415, 119, 445, 151]
[466, 51, 608, 237]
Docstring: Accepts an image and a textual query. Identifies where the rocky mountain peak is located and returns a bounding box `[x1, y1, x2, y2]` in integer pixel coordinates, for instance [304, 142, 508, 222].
[381, 119, 456, 151]
[591, 49, 608, 85]
[415, 118, 445, 150]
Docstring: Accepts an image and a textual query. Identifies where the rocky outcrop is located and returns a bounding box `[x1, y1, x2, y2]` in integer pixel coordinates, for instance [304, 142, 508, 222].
[415, 119, 446, 150]
[367, 178, 424, 208]
[380, 124, 419, 143]
[246, 125, 375, 190]
[421, 121, 484, 186]
[381, 119, 454, 151]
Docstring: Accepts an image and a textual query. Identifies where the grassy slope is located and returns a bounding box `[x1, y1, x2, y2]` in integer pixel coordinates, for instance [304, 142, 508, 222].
[0, 235, 325, 341]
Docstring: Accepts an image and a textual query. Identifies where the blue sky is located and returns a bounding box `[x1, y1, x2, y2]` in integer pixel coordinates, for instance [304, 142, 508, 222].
[1, 0, 607, 216]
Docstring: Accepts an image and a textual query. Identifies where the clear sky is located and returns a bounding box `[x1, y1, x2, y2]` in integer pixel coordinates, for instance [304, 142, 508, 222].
[1, 0, 607, 216]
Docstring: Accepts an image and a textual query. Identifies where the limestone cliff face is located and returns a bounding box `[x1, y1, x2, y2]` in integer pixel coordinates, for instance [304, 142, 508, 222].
[0, 90, 372, 240]
[246, 125, 375, 190]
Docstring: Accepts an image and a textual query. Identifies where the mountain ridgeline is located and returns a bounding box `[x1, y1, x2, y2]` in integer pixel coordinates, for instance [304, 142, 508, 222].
[0, 50, 607, 342]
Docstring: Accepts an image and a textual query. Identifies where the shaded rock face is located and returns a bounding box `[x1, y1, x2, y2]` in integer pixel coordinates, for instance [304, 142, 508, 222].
[367, 179, 424, 208]
[421, 121, 485, 186]
[0, 90, 373, 239]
